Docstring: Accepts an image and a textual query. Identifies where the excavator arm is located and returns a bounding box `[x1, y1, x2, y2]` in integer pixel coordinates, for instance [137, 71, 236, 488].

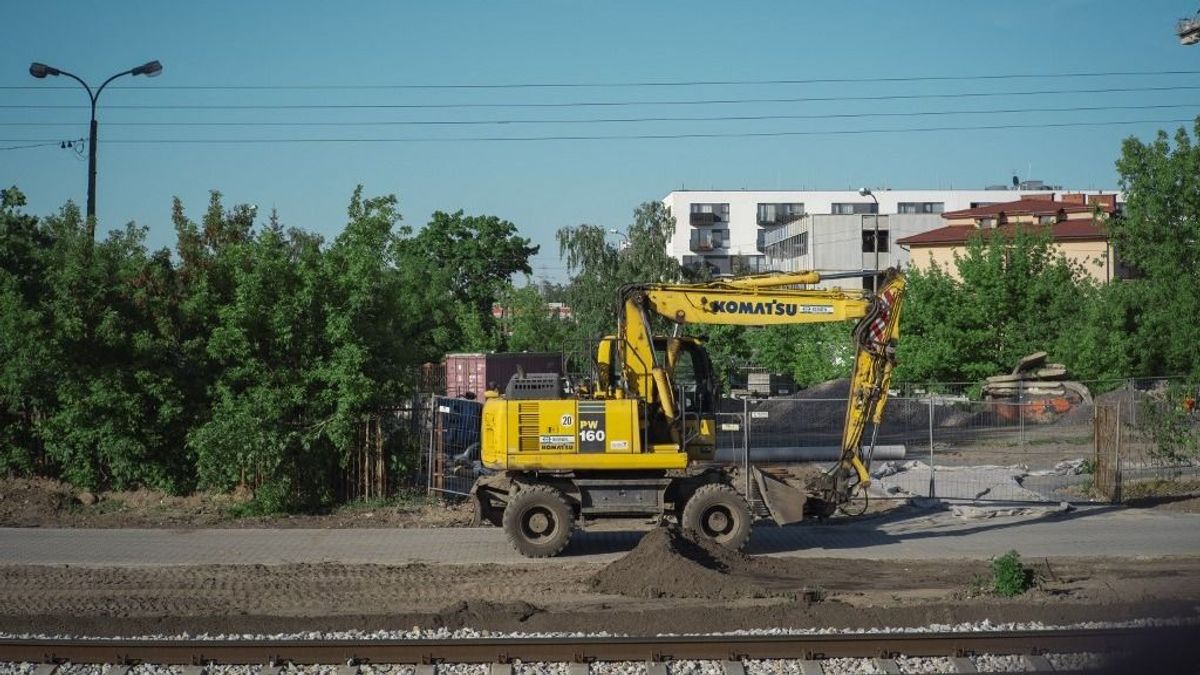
[615, 269, 906, 487]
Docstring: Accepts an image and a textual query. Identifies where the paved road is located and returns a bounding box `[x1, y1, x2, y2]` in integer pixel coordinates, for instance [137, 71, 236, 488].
[1, 506, 1196, 567]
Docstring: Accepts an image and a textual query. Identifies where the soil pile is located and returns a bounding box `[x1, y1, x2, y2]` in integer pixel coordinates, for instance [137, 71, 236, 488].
[435, 600, 542, 628]
[591, 526, 802, 600]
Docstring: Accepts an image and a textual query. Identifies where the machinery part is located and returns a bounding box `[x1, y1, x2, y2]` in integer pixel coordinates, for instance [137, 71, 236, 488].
[680, 483, 752, 550]
[470, 494, 503, 527]
[502, 484, 575, 557]
[750, 467, 808, 526]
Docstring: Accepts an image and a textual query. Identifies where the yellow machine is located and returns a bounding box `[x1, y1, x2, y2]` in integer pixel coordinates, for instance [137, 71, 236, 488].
[471, 268, 906, 557]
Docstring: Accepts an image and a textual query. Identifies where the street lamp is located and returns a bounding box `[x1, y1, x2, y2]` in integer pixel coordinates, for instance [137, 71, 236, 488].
[858, 187, 881, 291]
[608, 228, 631, 251]
[29, 60, 163, 239]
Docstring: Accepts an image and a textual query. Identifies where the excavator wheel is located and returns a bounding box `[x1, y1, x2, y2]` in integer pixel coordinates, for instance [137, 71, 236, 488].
[681, 483, 752, 551]
[502, 484, 575, 558]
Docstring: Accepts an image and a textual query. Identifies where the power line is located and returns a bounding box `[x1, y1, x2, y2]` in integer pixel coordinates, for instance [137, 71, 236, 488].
[4, 69, 1199, 91]
[0, 117, 1190, 148]
[0, 139, 76, 151]
[2, 102, 1196, 128]
[3, 85, 1199, 111]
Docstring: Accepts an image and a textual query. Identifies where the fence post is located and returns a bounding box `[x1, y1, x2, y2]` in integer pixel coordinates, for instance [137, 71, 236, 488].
[426, 394, 436, 497]
[743, 397, 751, 497]
[1127, 378, 1137, 427]
[927, 395, 936, 498]
[1018, 383, 1026, 448]
[1114, 400, 1123, 504]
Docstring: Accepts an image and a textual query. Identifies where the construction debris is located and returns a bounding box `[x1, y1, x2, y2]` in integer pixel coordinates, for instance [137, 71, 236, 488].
[981, 352, 1092, 423]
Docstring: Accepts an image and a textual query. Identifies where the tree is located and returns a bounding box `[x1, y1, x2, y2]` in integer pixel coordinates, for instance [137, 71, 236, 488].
[1105, 117, 1200, 378]
[496, 281, 573, 353]
[416, 210, 538, 353]
[557, 201, 684, 361]
[896, 229, 1096, 385]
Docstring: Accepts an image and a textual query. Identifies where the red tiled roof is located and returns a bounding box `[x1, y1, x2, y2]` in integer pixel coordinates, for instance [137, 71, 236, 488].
[896, 220, 1107, 247]
[941, 198, 1115, 219]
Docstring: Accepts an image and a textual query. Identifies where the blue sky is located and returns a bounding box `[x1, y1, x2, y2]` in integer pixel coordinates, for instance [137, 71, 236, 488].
[2, 1, 1198, 282]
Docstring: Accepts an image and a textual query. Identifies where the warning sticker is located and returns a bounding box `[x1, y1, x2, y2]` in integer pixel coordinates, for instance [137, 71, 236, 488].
[610, 440, 629, 450]
[539, 435, 574, 450]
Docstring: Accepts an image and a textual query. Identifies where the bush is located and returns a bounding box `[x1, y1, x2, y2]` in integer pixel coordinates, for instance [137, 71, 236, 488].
[990, 550, 1036, 597]
[1137, 383, 1200, 464]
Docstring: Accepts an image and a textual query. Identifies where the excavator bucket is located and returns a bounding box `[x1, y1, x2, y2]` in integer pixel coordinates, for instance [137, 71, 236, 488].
[751, 466, 808, 526]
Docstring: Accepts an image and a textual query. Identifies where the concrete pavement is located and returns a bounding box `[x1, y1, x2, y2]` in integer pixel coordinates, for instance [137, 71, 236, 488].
[1, 506, 1196, 566]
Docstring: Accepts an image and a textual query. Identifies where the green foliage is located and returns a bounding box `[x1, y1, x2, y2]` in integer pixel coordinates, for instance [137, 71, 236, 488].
[0, 184, 534, 511]
[990, 550, 1036, 597]
[1136, 383, 1200, 464]
[1106, 118, 1200, 379]
[497, 282, 573, 353]
[416, 210, 538, 354]
[557, 201, 684, 370]
[748, 323, 856, 387]
[896, 228, 1099, 384]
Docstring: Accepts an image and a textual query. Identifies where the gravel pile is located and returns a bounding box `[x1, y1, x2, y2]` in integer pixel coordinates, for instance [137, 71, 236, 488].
[1044, 652, 1105, 671]
[664, 662, 721, 675]
[358, 667, 416, 675]
[590, 526, 795, 600]
[2, 614, 1195, 642]
[893, 656, 955, 673]
[514, 664, 569, 675]
[969, 654, 1030, 671]
[586, 664, 644, 675]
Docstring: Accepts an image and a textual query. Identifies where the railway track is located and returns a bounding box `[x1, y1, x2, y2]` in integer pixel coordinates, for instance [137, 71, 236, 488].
[0, 625, 1191, 673]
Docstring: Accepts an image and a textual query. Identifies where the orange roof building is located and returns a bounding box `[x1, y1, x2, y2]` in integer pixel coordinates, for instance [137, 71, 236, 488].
[895, 193, 1120, 283]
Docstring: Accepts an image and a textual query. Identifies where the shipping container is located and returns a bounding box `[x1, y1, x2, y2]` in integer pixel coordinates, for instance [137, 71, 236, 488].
[444, 352, 565, 399]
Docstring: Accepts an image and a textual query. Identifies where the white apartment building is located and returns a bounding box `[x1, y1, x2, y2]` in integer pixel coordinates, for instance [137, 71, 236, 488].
[661, 185, 1114, 289]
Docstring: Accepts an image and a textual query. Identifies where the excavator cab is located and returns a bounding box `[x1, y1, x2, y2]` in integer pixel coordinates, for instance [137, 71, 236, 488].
[594, 334, 719, 459]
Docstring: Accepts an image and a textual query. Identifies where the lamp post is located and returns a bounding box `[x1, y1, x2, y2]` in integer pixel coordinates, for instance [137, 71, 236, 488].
[608, 228, 631, 251]
[29, 60, 163, 239]
[858, 187, 881, 291]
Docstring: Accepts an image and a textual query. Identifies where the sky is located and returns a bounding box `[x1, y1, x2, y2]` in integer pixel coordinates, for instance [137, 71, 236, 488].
[2, 0, 1198, 282]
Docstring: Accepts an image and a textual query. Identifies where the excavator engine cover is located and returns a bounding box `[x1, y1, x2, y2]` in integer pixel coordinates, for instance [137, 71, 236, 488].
[751, 466, 808, 526]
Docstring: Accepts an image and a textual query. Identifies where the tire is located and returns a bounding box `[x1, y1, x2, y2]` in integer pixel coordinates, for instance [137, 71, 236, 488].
[681, 483, 752, 551]
[502, 484, 574, 558]
[471, 492, 504, 528]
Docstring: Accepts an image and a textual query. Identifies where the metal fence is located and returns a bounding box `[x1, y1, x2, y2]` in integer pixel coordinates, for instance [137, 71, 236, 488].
[402, 380, 1200, 505]
[1095, 391, 1200, 504]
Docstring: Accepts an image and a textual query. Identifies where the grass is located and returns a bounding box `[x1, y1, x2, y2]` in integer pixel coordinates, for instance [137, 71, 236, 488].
[1121, 478, 1200, 501]
[964, 551, 1037, 598]
[990, 550, 1036, 597]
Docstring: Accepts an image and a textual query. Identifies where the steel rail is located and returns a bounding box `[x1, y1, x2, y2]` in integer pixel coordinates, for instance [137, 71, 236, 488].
[0, 626, 1189, 665]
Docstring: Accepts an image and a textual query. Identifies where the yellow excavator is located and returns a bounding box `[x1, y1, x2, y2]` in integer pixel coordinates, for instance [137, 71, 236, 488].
[470, 268, 906, 557]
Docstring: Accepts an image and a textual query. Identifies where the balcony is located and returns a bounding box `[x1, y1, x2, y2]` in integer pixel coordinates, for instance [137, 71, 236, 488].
[690, 232, 726, 252]
[690, 212, 722, 227]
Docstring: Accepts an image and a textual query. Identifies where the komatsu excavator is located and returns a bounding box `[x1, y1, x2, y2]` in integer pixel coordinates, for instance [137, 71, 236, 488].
[470, 268, 906, 557]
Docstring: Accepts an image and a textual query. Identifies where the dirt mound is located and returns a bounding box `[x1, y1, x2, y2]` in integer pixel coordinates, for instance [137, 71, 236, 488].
[435, 599, 541, 628]
[591, 526, 803, 600]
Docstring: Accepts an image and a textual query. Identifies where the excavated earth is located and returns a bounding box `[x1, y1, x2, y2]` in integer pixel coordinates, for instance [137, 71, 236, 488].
[2, 526, 1198, 637]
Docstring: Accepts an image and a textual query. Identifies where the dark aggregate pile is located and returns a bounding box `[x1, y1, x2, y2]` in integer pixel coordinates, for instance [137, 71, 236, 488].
[590, 526, 803, 600]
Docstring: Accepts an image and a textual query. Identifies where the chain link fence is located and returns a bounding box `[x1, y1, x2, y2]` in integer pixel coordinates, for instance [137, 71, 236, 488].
[377, 378, 1198, 507]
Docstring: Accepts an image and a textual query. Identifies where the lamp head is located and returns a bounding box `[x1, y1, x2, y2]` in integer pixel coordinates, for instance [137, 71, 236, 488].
[857, 187, 872, 197]
[29, 62, 61, 78]
[132, 60, 163, 77]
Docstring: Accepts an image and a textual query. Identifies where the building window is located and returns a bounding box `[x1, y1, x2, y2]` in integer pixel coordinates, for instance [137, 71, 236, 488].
[897, 202, 945, 214]
[1038, 215, 1057, 225]
[689, 202, 729, 226]
[832, 202, 878, 215]
[970, 201, 997, 209]
[979, 217, 996, 229]
[756, 202, 804, 225]
[862, 230, 889, 253]
[689, 229, 729, 251]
